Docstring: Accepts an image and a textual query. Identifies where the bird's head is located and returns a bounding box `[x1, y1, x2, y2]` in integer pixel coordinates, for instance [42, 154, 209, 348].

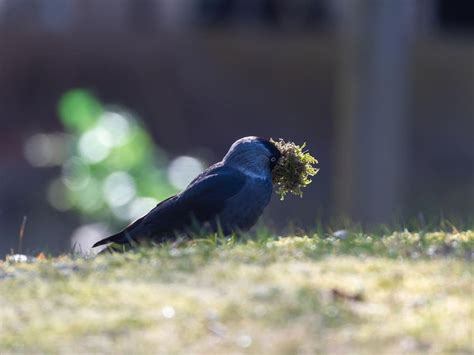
[222, 136, 282, 178]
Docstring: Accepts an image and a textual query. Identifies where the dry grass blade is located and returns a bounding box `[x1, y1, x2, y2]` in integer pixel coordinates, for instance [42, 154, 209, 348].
[17, 216, 27, 254]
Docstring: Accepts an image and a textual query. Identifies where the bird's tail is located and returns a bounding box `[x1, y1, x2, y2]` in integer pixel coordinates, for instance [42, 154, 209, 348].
[92, 231, 129, 247]
[92, 217, 144, 247]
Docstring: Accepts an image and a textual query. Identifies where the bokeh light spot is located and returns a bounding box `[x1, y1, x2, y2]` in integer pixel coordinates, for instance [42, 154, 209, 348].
[75, 177, 103, 213]
[70, 223, 109, 253]
[99, 111, 131, 147]
[24, 133, 69, 167]
[161, 306, 176, 319]
[168, 156, 205, 190]
[61, 158, 90, 190]
[103, 171, 136, 208]
[128, 197, 158, 220]
[236, 335, 252, 348]
[111, 204, 132, 222]
[47, 178, 73, 211]
[78, 128, 112, 163]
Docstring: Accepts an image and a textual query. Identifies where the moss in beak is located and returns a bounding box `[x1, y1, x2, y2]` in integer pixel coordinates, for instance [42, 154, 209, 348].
[270, 139, 319, 200]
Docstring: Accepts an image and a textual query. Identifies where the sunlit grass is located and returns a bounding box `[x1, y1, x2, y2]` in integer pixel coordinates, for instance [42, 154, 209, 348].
[1, 231, 473, 354]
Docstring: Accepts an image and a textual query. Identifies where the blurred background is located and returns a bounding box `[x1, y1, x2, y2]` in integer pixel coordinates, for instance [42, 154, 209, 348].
[0, 0, 473, 255]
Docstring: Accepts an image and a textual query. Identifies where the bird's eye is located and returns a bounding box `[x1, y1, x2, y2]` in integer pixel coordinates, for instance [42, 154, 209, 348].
[270, 157, 277, 162]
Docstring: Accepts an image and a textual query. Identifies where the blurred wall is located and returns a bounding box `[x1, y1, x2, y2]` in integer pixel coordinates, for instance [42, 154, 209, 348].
[0, 0, 473, 254]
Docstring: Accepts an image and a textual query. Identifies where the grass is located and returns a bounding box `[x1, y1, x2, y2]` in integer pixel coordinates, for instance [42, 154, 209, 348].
[0, 230, 473, 354]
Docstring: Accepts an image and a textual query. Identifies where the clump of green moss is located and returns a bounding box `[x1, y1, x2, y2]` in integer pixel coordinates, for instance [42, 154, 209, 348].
[271, 139, 319, 200]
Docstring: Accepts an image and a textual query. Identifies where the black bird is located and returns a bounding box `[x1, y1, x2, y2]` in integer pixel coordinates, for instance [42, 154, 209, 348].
[93, 136, 282, 248]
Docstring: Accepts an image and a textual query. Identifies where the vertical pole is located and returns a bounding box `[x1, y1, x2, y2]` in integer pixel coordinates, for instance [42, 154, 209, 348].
[333, 0, 414, 225]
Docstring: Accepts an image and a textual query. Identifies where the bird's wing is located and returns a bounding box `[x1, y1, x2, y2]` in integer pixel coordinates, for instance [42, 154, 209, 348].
[93, 166, 246, 247]
[140, 165, 246, 236]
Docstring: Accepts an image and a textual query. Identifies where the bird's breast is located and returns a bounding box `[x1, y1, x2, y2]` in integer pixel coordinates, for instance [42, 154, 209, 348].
[219, 177, 273, 233]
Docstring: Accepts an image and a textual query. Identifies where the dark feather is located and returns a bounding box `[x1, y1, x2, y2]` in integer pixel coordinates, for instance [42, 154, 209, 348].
[92, 217, 145, 247]
[93, 164, 246, 246]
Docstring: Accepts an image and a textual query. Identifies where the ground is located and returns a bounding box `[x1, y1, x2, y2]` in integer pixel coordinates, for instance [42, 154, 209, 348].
[0, 230, 473, 354]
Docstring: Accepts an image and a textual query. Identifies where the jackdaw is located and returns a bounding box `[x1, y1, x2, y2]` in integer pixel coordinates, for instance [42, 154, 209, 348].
[93, 136, 282, 247]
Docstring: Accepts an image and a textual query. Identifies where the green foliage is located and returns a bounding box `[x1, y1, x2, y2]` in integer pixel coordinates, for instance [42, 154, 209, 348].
[271, 139, 319, 199]
[58, 89, 103, 132]
[55, 89, 177, 225]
